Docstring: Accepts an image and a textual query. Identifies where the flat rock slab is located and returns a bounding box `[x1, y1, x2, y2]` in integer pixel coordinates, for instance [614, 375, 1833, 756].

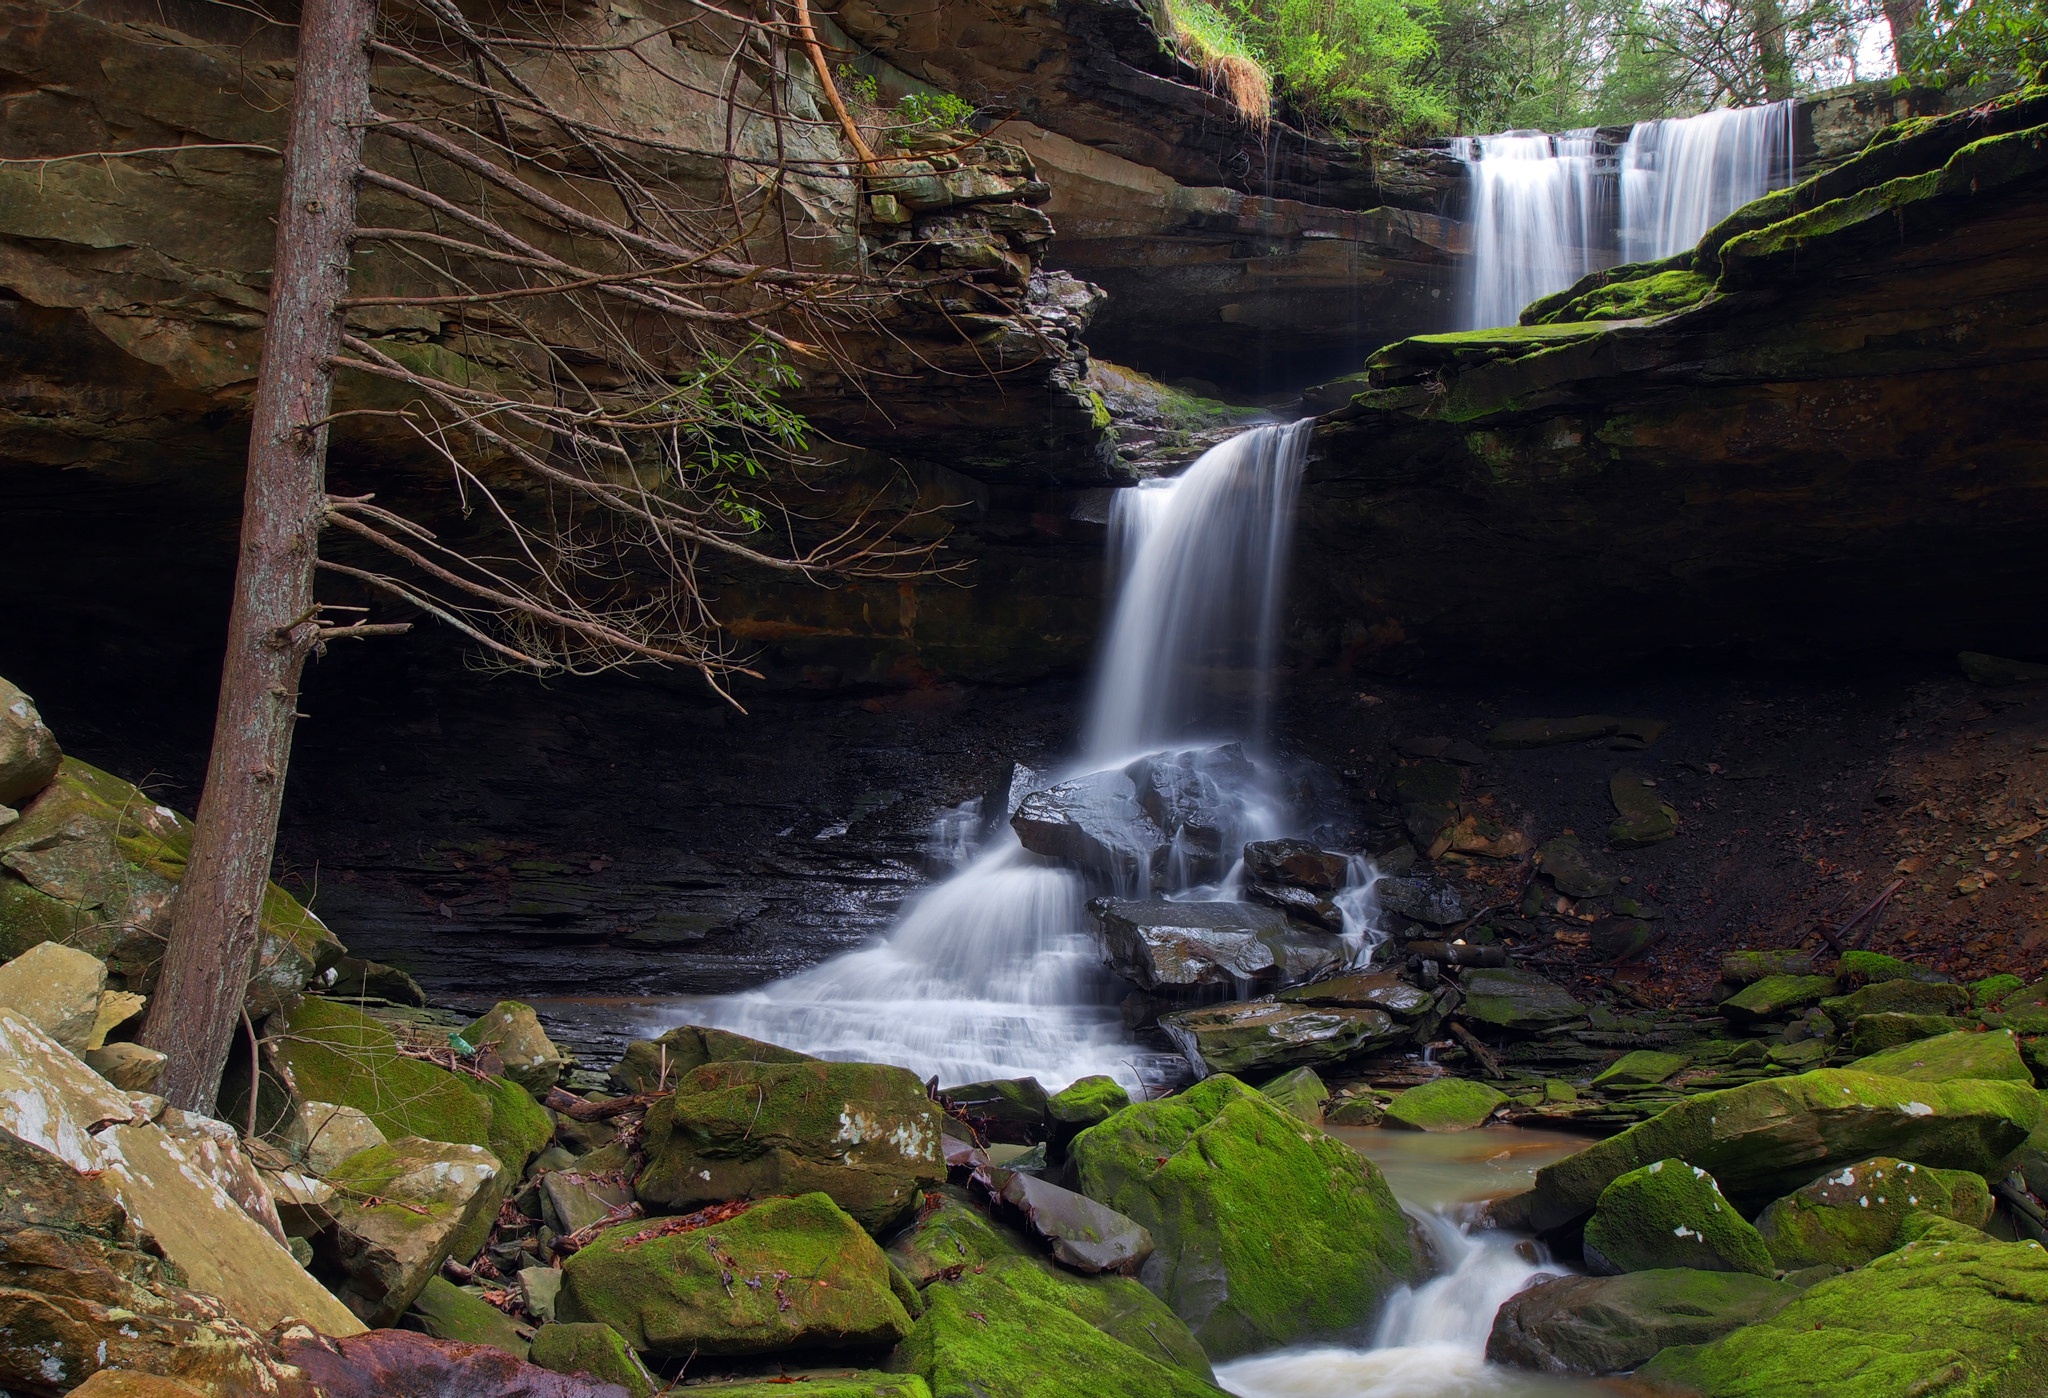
[1374, 876, 1472, 927]
[982, 1165, 1154, 1275]
[1383, 1077, 1507, 1131]
[1461, 968, 1585, 1031]
[1092, 900, 1334, 993]
[1241, 840, 1350, 890]
[1277, 972, 1434, 1018]
[1849, 1027, 2031, 1082]
[0, 940, 105, 1051]
[1161, 1001, 1402, 1079]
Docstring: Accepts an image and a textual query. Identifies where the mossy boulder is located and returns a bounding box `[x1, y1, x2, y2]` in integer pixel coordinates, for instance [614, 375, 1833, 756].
[0, 759, 341, 1008]
[1969, 973, 2025, 1009]
[1754, 1156, 1993, 1270]
[266, 996, 548, 1175]
[1158, 1000, 1402, 1078]
[1837, 951, 1946, 988]
[1821, 980, 1969, 1024]
[1528, 1069, 2038, 1228]
[1720, 951, 1820, 987]
[1536, 834, 1616, 898]
[1461, 968, 1585, 1032]
[1849, 1029, 2031, 1083]
[943, 1077, 1050, 1143]
[529, 1323, 655, 1398]
[1384, 1077, 1508, 1131]
[408, 1276, 531, 1358]
[558, 1192, 913, 1356]
[1846, 1013, 1972, 1055]
[1636, 1232, 2048, 1396]
[1594, 1049, 1691, 1088]
[1720, 974, 1838, 1024]
[461, 1001, 567, 1097]
[1487, 1269, 1798, 1376]
[891, 1257, 1219, 1398]
[1047, 1075, 1130, 1132]
[885, 1186, 1035, 1285]
[0, 676, 61, 807]
[323, 1138, 507, 1326]
[636, 1060, 945, 1233]
[1257, 1066, 1330, 1124]
[1069, 1073, 1418, 1358]
[681, 1377, 929, 1398]
[1582, 1159, 1773, 1276]
[610, 1023, 814, 1095]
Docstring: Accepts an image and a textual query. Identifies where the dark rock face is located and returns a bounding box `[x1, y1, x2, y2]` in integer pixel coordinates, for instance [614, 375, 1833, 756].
[1159, 1000, 1403, 1078]
[282, 1328, 633, 1398]
[1010, 744, 1263, 890]
[1091, 900, 1334, 992]
[1487, 1270, 1799, 1376]
[1299, 92, 2048, 676]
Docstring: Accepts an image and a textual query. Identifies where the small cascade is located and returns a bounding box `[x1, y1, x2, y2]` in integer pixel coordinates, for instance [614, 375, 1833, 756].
[1454, 101, 1795, 331]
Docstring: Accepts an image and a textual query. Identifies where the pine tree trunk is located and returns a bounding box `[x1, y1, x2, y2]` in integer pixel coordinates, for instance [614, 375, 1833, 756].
[1883, 0, 1927, 70]
[1751, 0, 1794, 103]
[140, 0, 377, 1114]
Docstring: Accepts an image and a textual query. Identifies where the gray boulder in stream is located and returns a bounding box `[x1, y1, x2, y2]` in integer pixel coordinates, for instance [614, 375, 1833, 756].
[1092, 900, 1336, 993]
[1160, 1001, 1404, 1078]
[1011, 744, 1261, 890]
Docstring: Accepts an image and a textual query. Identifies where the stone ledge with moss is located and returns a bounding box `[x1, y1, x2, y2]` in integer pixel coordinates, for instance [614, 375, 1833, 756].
[1383, 1077, 1507, 1131]
[1583, 1159, 1773, 1276]
[1753, 1156, 1993, 1271]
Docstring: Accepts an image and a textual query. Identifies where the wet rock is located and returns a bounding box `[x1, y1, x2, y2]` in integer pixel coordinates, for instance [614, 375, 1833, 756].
[1851, 1027, 2030, 1084]
[281, 1328, 633, 1398]
[1046, 1075, 1130, 1133]
[1375, 875, 1473, 927]
[1836, 950, 1950, 988]
[1258, 1066, 1330, 1124]
[1583, 1159, 1773, 1276]
[461, 1002, 567, 1097]
[558, 1192, 913, 1355]
[1241, 839, 1350, 891]
[1822, 979, 1970, 1023]
[325, 1139, 507, 1326]
[1720, 973, 1840, 1024]
[410, 1276, 533, 1358]
[1592, 1050, 1691, 1089]
[1092, 899, 1334, 994]
[280, 1099, 389, 1177]
[1446, 813, 1532, 859]
[1011, 768, 1165, 888]
[1276, 971, 1434, 1018]
[1719, 949, 1819, 987]
[0, 940, 105, 1051]
[1244, 879, 1345, 932]
[1636, 1230, 2048, 1397]
[1528, 1069, 2039, 1228]
[636, 1059, 944, 1232]
[1125, 746, 1260, 884]
[610, 1023, 814, 1095]
[1402, 940, 1507, 968]
[1379, 761, 1463, 858]
[943, 1077, 1051, 1144]
[1461, 968, 1585, 1032]
[1487, 1269, 1799, 1376]
[84, 1040, 167, 1091]
[1383, 1077, 1507, 1132]
[1160, 1000, 1403, 1079]
[980, 1165, 1153, 1275]
[1754, 1156, 1993, 1270]
[1069, 1074, 1418, 1358]
[529, 1323, 654, 1398]
[1608, 769, 1678, 847]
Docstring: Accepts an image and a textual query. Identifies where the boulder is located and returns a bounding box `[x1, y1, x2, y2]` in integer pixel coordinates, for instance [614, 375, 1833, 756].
[1046, 1075, 1129, 1133]
[664, 1377, 926, 1398]
[1535, 836, 1615, 898]
[1091, 899, 1335, 994]
[1846, 1012, 1971, 1054]
[1720, 974, 1839, 1024]
[0, 678, 61, 807]
[1159, 1000, 1402, 1079]
[529, 1324, 655, 1398]
[1244, 879, 1344, 932]
[1848, 1028, 2031, 1083]
[609, 1023, 814, 1095]
[1461, 968, 1585, 1032]
[1636, 1232, 2048, 1396]
[1374, 875, 1472, 927]
[1582, 1159, 1773, 1276]
[1276, 971, 1435, 1018]
[410, 1275, 533, 1358]
[1487, 1270, 1799, 1376]
[979, 1165, 1153, 1275]
[1753, 1156, 1993, 1270]
[1608, 769, 1678, 847]
[520, 1266, 563, 1324]
[323, 1139, 506, 1326]
[1528, 1070, 2039, 1228]
[84, 989, 146, 1049]
[280, 1099, 389, 1177]
[1821, 979, 1970, 1023]
[1593, 1049, 1691, 1088]
[281, 1329, 633, 1398]
[636, 1059, 945, 1232]
[1720, 950, 1820, 987]
[1011, 768, 1166, 889]
[1383, 1077, 1508, 1132]
[85, 1041, 168, 1091]
[1241, 839, 1350, 891]
[326, 956, 427, 1007]
[1123, 746, 1261, 885]
[894, 1256, 1217, 1398]
[943, 1077, 1050, 1144]
[1837, 951, 1949, 988]
[0, 1001, 142, 1168]
[557, 1192, 913, 1355]
[1258, 1066, 1330, 1124]
[0, 940, 105, 1050]
[540, 1170, 634, 1236]
[886, 1186, 1035, 1285]
[461, 1002, 568, 1097]
[1069, 1074, 1418, 1358]
[0, 759, 340, 1009]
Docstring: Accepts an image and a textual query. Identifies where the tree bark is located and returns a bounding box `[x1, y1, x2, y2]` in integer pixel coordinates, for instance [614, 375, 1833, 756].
[1882, 0, 1927, 71]
[140, 0, 376, 1114]
[1750, 0, 1794, 103]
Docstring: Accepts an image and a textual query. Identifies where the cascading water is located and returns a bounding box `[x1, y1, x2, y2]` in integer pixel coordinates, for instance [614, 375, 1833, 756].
[1454, 101, 1795, 330]
[675, 422, 1316, 1088]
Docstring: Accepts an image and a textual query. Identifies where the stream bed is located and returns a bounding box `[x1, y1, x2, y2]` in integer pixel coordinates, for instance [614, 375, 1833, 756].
[1219, 1127, 1616, 1398]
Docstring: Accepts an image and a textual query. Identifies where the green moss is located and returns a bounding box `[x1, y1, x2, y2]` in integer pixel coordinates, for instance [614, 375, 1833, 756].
[1584, 1159, 1773, 1276]
[610, 1023, 814, 1094]
[972, 1257, 1214, 1384]
[470, 1070, 552, 1175]
[1069, 1074, 1417, 1358]
[1755, 1156, 1993, 1271]
[1257, 1067, 1330, 1124]
[1517, 252, 1696, 326]
[529, 1322, 655, 1398]
[885, 1187, 1033, 1286]
[1047, 1075, 1130, 1130]
[1848, 1013, 1973, 1056]
[1722, 974, 1840, 1023]
[409, 1276, 530, 1358]
[1971, 974, 2026, 1010]
[893, 1258, 1219, 1398]
[1637, 1232, 2048, 1396]
[558, 1193, 912, 1356]
[1849, 1029, 2031, 1083]
[695, 1379, 931, 1398]
[1525, 268, 1714, 327]
[1823, 980, 1970, 1022]
[1839, 951, 1936, 987]
[1384, 1077, 1507, 1131]
[1594, 1050, 1691, 1089]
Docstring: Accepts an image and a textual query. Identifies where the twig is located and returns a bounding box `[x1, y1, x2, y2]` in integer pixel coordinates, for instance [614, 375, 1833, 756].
[1447, 1020, 1504, 1080]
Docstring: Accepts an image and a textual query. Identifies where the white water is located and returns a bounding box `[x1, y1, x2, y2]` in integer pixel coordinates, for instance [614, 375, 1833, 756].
[677, 423, 1315, 1089]
[1454, 101, 1795, 330]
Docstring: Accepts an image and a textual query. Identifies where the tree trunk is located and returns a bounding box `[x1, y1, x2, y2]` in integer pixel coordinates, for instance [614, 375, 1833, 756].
[1751, 0, 1793, 103]
[140, 0, 376, 1114]
[1882, 0, 1927, 70]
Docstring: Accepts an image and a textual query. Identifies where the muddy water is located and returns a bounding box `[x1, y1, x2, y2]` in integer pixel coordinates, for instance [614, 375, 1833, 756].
[1219, 1127, 1622, 1398]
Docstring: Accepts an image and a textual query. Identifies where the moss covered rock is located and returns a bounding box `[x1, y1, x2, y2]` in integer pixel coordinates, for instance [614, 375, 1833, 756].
[1384, 1077, 1508, 1132]
[529, 1323, 655, 1398]
[637, 1060, 944, 1233]
[1754, 1156, 1993, 1271]
[1846, 1013, 1972, 1055]
[1158, 1000, 1402, 1078]
[1487, 1269, 1798, 1376]
[1822, 980, 1970, 1023]
[1838, 951, 1945, 988]
[324, 1138, 506, 1326]
[558, 1192, 912, 1356]
[1848, 1028, 2031, 1083]
[1047, 1075, 1130, 1132]
[681, 1377, 929, 1398]
[408, 1276, 531, 1358]
[461, 1001, 567, 1097]
[610, 1023, 815, 1095]
[885, 1186, 1033, 1285]
[1257, 1066, 1330, 1124]
[1636, 1231, 2048, 1396]
[1593, 1049, 1691, 1088]
[1720, 974, 1838, 1024]
[1069, 1074, 1418, 1358]
[892, 1257, 1219, 1398]
[1528, 1069, 2038, 1228]
[1461, 968, 1584, 1032]
[1583, 1159, 1772, 1276]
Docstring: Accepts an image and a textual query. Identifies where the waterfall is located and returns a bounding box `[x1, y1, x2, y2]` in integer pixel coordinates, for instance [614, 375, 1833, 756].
[678, 423, 1314, 1088]
[1453, 101, 1795, 331]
